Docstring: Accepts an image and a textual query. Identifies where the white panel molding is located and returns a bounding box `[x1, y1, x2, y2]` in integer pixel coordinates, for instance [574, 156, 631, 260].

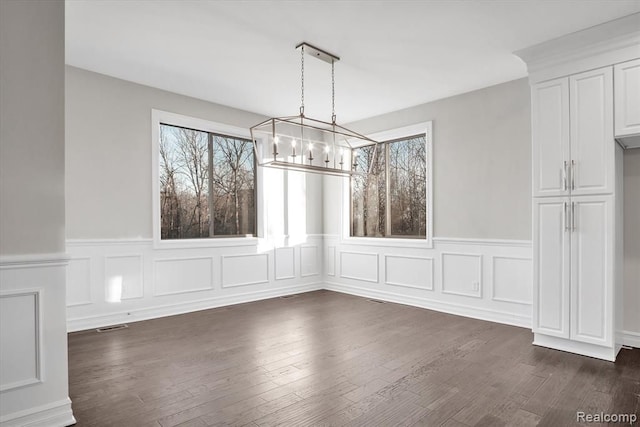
[66, 257, 92, 307]
[300, 245, 319, 277]
[620, 330, 640, 348]
[325, 282, 530, 328]
[66, 238, 153, 246]
[67, 282, 322, 332]
[221, 253, 269, 288]
[153, 256, 214, 296]
[104, 254, 144, 300]
[339, 251, 379, 283]
[441, 252, 483, 298]
[433, 237, 532, 247]
[0, 397, 75, 427]
[326, 246, 336, 277]
[491, 256, 533, 305]
[0, 289, 43, 392]
[274, 247, 295, 280]
[384, 255, 434, 291]
[0, 253, 69, 269]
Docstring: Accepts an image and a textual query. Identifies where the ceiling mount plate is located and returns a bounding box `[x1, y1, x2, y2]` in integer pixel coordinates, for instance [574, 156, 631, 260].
[296, 42, 340, 64]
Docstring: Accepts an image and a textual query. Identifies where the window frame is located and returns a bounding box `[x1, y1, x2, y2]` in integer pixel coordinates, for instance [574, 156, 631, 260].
[342, 121, 433, 248]
[152, 109, 260, 249]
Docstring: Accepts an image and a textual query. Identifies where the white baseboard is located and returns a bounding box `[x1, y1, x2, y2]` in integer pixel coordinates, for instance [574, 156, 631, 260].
[0, 397, 75, 427]
[68, 282, 323, 332]
[533, 334, 618, 362]
[324, 281, 531, 329]
[620, 330, 640, 348]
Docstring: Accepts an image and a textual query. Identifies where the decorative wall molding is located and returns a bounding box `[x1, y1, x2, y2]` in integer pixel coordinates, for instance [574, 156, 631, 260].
[326, 246, 336, 277]
[274, 247, 295, 280]
[384, 255, 434, 290]
[491, 256, 532, 305]
[325, 282, 531, 328]
[339, 251, 379, 283]
[0, 397, 75, 427]
[154, 256, 214, 296]
[66, 237, 324, 331]
[104, 254, 144, 300]
[441, 252, 483, 298]
[0, 289, 43, 392]
[67, 282, 322, 332]
[0, 252, 69, 269]
[300, 245, 320, 277]
[221, 253, 269, 288]
[67, 257, 92, 307]
[433, 237, 532, 247]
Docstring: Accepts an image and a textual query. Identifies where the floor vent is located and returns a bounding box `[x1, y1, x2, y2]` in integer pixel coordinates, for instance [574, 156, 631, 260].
[367, 299, 386, 304]
[280, 295, 298, 299]
[96, 324, 128, 333]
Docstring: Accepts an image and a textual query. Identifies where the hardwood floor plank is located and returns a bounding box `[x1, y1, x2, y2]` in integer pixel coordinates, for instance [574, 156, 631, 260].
[67, 290, 640, 427]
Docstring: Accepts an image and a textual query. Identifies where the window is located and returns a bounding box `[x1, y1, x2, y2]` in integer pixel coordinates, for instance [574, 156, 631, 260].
[154, 113, 256, 242]
[350, 123, 431, 240]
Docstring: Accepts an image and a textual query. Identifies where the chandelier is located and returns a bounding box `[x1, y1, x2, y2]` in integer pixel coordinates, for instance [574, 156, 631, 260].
[250, 42, 379, 176]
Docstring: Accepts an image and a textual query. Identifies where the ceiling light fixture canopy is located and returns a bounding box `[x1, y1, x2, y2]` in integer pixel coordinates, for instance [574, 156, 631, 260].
[250, 42, 378, 176]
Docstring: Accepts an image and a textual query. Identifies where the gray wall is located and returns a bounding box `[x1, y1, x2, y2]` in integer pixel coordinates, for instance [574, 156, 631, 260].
[0, 0, 66, 255]
[624, 149, 640, 334]
[65, 66, 323, 239]
[334, 78, 532, 241]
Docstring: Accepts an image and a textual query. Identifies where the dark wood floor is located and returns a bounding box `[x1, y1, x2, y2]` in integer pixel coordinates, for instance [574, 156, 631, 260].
[68, 290, 640, 426]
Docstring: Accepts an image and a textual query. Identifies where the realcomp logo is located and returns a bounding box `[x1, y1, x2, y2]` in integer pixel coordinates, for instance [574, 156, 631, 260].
[577, 412, 638, 425]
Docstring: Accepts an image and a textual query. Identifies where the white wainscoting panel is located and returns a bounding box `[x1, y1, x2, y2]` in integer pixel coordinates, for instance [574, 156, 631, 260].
[301, 245, 319, 277]
[221, 254, 269, 288]
[0, 290, 41, 392]
[154, 257, 214, 296]
[442, 253, 483, 298]
[67, 257, 91, 307]
[340, 251, 379, 283]
[326, 246, 336, 277]
[105, 255, 143, 301]
[492, 256, 532, 304]
[384, 255, 434, 290]
[274, 247, 295, 280]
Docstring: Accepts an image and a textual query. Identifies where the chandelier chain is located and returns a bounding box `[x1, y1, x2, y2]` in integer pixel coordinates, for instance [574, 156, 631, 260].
[331, 60, 336, 123]
[300, 45, 305, 116]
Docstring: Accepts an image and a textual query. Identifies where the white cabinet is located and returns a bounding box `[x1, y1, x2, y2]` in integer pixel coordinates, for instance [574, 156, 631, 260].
[533, 197, 570, 338]
[532, 79, 570, 197]
[614, 58, 640, 137]
[533, 195, 616, 356]
[570, 196, 614, 347]
[570, 68, 614, 195]
[532, 67, 614, 197]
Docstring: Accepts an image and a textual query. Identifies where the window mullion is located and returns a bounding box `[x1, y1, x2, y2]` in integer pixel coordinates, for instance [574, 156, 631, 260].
[385, 142, 391, 237]
[207, 133, 215, 237]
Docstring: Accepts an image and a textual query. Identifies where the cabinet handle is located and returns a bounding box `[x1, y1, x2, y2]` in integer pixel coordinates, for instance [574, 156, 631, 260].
[563, 161, 568, 191]
[564, 202, 569, 232]
[571, 160, 576, 191]
[571, 202, 576, 231]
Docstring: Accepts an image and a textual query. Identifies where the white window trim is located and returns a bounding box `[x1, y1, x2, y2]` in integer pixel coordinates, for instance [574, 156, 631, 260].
[341, 121, 433, 248]
[151, 109, 262, 249]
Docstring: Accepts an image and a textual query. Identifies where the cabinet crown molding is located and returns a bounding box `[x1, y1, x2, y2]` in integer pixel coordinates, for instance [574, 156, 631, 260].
[514, 13, 640, 83]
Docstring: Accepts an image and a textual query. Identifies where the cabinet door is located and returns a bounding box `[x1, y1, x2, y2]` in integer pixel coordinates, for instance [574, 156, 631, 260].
[570, 196, 613, 347]
[614, 58, 640, 137]
[532, 78, 570, 197]
[569, 67, 614, 196]
[533, 197, 570, 338]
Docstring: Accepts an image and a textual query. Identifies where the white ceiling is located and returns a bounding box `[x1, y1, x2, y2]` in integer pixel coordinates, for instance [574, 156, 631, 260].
[66, 1, 640, 123]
